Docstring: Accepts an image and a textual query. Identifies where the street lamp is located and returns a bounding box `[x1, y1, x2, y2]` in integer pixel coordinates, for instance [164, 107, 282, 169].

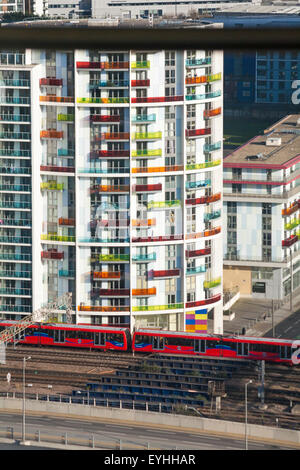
[22, 356, 31, 443]
[245, 379, 252, 451]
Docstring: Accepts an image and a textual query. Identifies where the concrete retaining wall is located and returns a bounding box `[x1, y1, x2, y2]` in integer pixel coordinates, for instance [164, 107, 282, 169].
[0, 398, 299, 447]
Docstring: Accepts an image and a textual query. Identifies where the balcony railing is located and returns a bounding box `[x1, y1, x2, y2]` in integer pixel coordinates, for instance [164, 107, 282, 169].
[40, 96, 74, 103]
[185, 73, 221, 85]
[41, 234, 75, 242]
[150, 269, 180, 278]
[282, 234, 298, 248]
[91, 114, 120, 123]
[131, 61, 150, 69]
[0, 167, 31, 175]
[79, 166, 130, 175]
[0, 79, 29, 87]
[186, 227, 221, 239]
[0, 184, 31, 192]
[131, 114, 156, 123]
[185, 90, 221, 101]
[132, 218, 156, 227]
[203, 107, 222, 119]
[0, 132, 30, 140]
[131, 149, 162, 157]
[204, 210, 221, 222]
[186, 266, 206, 275]
[186, 193, 221, 206]
[0, 288, 31, 296]
[0, 253, 32, 261]
[94, 150, 130, 158]
[94, 288, 130, 297]
[147, 200, 181, 209]
[93, 271, 121, 280]
[0, 305, 31, 313]
[58, 270, 75, 277]
[186, 293, 221, 308]
[131, 95, 183, 104]
[203, 142, 222, 152]
[186, 128, 211, 138]
[132, 234, 183, 243]
[132, 132, 162, 140]
[185, 58, 212, 67]
[0, 97, 30, 105]
[40, 130, 63, 139]
[97, 254, 130, 262]
[0, 218, 31, 227]
[0, 236, 31, 244]
[133, 183, 162, 192]
[186, 160, 221, 171]
[40, 78, 63, 86]
[186, 180, 211, 189]
[78, 305, 130, 312]
[89, 80, 129, 88]
[0, 149, 30, 157]
[186, 248, 211, 258]
[132, 288, 156, 296]
[96, 132, 130, 141]
[132, 165, 183, 174]
[58, 217, 75, 226]
[40, 182, 64, 191]
[58, 148, 75, 157]
[0, 114, 30, 122]
[284, 218, 300, 230]
[0, 270, 31, 279]
[131, 79, 150, 87]
[132, 252, 156, 262]
[77, 97, 129, 104]
[132, 302, 183, 312]
[203, 277, 221, 289]
[40, 165, 75, 173]
[282, 200, 300, 216]
[41, 250, 64, 260]
[57, 114, 75, 121]
[91, 184, 129, 193]
[77, 61, 129, 69]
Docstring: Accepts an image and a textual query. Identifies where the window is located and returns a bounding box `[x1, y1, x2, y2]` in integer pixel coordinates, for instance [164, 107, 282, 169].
[165, 51, 175, 67]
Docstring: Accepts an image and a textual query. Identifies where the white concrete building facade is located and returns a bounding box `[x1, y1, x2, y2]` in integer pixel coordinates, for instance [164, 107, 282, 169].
[0, 47, 223, 334]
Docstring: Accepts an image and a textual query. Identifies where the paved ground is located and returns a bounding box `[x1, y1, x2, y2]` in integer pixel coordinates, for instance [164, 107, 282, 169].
[208, 291, 300, 338]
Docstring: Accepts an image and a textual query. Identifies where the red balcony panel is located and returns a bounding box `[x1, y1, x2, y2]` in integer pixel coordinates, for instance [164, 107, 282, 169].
[91, 115, 120, 123]
[40, 78, 63, 86]
[92, 150, 130, 158]
[78, 305, 130, 312]
[91, 184, 130, 193]
[94, 132, 130, 141]
[96, 289, 130, 296]
[131, 79, 150, 87]
[186, 193, 221, 206]
[282, 235, 298, 248]
[186, 294, 221, 308]
[41, 250, 64, 260]
[40, 165, 75, 173]
[186, 248, 211, 258]
[77, 61, 129, 69]
[131, 95, 184, 104]
[151, 269, 180, 278]
[40, 130, 64, 139]
[59, 217, 75, 226]
[185, 128, 211, 137]
[133, 183, 162, 192]
[132, 234, 184, 243]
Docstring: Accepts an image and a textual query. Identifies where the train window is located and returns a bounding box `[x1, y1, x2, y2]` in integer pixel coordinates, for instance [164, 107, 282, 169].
[153, 335, 164, 350]
[53, 329, 60, 343]
[194, 340, 206, 353]
[206, 339, 218, 349]
[25, 328, 36, 336]
[94, 332, 105, 346]
[237, 342, 249, 356]
[134, 334, 150, 345]
[78, 330, 92, 340]
[250, 343, 280, 354]
[166, 336, 194, 347]
[280, 346, 291, 359]
[65, 329, 77, 339]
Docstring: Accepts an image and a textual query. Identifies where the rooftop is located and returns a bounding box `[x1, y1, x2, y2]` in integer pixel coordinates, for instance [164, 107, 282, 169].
[224, 114, 300, 168]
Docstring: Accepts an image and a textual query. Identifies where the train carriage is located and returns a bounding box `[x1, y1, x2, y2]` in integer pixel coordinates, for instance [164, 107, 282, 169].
[132, 329, 296, 365]
[0, 321, 130, 351]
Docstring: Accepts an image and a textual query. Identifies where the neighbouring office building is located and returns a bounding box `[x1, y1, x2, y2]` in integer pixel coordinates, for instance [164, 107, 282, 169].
[223, 114, 300, 300]
[0, 45, 224, 333]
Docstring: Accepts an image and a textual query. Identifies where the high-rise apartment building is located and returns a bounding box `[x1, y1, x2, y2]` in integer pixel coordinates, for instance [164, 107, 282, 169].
[0, 47, 223, 334]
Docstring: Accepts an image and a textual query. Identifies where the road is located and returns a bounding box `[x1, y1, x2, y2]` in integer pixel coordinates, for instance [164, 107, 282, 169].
[0, 411, 295, 451]
[264, 308, 300, 340]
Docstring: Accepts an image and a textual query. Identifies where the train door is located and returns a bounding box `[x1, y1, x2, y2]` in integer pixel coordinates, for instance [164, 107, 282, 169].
[153, 335, 164, 351]
[237, 342, 249, 357]
[94, 332, 105, 347]
[53, 328, 64, 344]
[194, 339, 206, 354]
[279, 345, 291, 360]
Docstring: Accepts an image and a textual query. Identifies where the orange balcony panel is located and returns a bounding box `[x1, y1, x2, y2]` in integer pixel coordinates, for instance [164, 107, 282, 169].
[203, 107, 222, 118]
[132, 165, 183, 173]
[78, 305, 130, 312]
[40, 130, 63, 139]
[186, 227, 221, 240]
[39, 95, 74, 103]
[58, 217, 75, 226]
[185, 76, 207, 85]
[282, 200, 300, 216]
[132, 218, 156, 227]
[93, 271, 121, 279]
[90, 184, 130, 193]
[76, 61, 129, 69]
[132, 287, 156, 296]
[186, 193, 221, 206]
[95, 132, 130, 141]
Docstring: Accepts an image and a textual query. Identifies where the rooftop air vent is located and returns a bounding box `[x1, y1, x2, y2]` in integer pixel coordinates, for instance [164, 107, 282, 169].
[266, 136, 282, 146]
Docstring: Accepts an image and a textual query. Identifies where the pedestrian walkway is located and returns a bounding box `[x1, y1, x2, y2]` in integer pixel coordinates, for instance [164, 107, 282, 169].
[208, 289, 300, 338]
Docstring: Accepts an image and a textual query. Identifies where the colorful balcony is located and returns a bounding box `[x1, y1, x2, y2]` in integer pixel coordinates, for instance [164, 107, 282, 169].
[131, 61, 150, 69]
[282, 200, 300, 216]
[203, 107, 222, 119]
[94, 150, 130, 158]
[0, 201, 31, 209]
[93, 271, 121, 279]
[132, 252, 156, 262]
[282, 234, 298, 248]
[185, 90, 222, 101]
[284, 218, 300, 230]
[59, 270, 75, 277]
[0, 114, 30, 122]
[185, 73, 221, 85]
[131, 149, 162, 157]
[150, 269, 180, 278]
[132, 165, 183, 174]
[40, 182, 64, 191]
[0, 253, 32, 261]
[132, 302, 183, 312]
[78, 167, 130, 174]
[131, 114, 156, 123]
[203, 277, 221, 289]
[186, 180, 211, 189]
[41, 250, 64, 260]
[131, 95, 184, 104]
[90, 184, 130, 193]
[97, 254, 130, 262]
[185, 58, 212, 67]
[41, 234, 75, 242]
[0, 218, 31, 227]
[58, 148, 75, 157]
[95, 288, 130, 297]
[132, 234, 183, 243]
[186, 160, 221, 171]
[91, 114, 120, 123]
[132, 218, 156, 227]
[96, 132, 130, 141]
[0, 236, 31, 244]
[40, 78, 63, 86]
[203, 142, 222, 152]
[40, 130, 63, 139]
[40, 165, 75, 173]
[133, 183, 162, 193]
[0, 167, 31, 175]
[57, 113, 75, 121]
[147, 200, 181, 209]
[186, 293, 221, 308]
[58, 217, 75, 226]
[77, 97, 129, 104]
[186, 193, 221, 206]
[186, 248, 211, 258]
[78, 305, 130, 312]
[0, 184, 31, 192]
[186, 128, 211, 138]
[133, 132, 162, 140]
[40, 96, 74, 103]
[0, 97, 30, 105]
[0, 149, 30, 157]
[89, 80, 129, 88]
[204, 210, 221, 222]
[186, 227, 221, 240]
[131, 79, 150, 87]
[0, 287, 31, 296]
[0, 79, 29, 87]
[0, 270, 31, 279]
[132, 287, 156, 296]
[0, 131, 30, 140]
[186, 266, 206, 275]
[76, 61, 129, 69]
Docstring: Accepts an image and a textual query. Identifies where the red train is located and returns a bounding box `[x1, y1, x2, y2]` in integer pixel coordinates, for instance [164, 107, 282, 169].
[0, 321, 299, 365]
